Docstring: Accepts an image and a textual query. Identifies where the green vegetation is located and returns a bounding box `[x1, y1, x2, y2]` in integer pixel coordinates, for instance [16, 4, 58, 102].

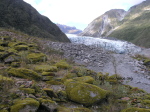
[0, 29, 149, 112]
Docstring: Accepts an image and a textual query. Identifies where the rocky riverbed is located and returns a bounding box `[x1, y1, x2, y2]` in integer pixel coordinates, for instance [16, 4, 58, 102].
[45, 37, 150, 93]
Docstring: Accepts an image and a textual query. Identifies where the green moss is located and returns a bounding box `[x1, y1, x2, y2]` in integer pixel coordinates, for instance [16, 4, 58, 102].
[41, 72, 55, 76]
[27, 53, 47, 63]
[121, 107, 150, 112]
[65, 81, 108, 106]
[0, 46, 5, 52]
[55, 60, 71, 69]
[14, 45, 28, 51]
[57, 90, 68, 101]
[8, 68, 41, 80]
[73, 76, 94, 84]
[7, 48, 17, 53]
[0, 110, 8, 112]
[34, 65, 58, 72]
[43, 88, 58, 98]
[11, 62, 20, 67]
[57, 107, 92, 112]
[46, 80, 63, 85]
[19, 88, 35, 94]
[10, 98, 40, 112]
[0, 75, 13, 82]
[0, 36, 11, 41]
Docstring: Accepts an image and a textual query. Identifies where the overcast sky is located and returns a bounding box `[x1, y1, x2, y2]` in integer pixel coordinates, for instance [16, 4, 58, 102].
[23, 0, 146, 30]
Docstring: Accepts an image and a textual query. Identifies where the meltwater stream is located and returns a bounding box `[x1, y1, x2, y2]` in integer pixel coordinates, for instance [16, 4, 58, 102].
[67, 34, 142, 54]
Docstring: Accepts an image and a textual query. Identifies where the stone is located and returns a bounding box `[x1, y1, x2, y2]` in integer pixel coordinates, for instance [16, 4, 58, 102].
[10, 98, 40, 112]
[65, 81, 108, 106]
[121, 107, 150, 112]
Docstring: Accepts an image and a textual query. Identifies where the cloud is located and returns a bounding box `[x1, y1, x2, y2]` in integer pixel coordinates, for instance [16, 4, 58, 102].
[23, 0, 146, 30]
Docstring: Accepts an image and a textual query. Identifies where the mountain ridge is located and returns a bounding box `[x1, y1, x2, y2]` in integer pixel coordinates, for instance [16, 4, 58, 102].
[56, 24, 82, 34]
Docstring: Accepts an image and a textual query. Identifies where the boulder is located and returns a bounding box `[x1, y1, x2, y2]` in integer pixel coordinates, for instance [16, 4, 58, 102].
[34, 65, 58, 72]
[73, 76, 94, 84]
[27, 53, 47, 63]
[57, 107, 92, 112]
[65, 81, 108, 106]
[121, 107, 150, 112]
[8, 68, 41, 80]
[10, 98, 39, 112]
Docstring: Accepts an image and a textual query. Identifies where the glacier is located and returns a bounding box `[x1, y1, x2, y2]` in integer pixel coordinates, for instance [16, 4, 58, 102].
[67, 34, 142, 54]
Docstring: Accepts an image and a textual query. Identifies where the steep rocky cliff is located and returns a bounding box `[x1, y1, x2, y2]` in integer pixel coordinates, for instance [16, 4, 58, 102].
[79, 9, 126, 37]
[56, 24, 82, 34]
[0, 0, 70, 42]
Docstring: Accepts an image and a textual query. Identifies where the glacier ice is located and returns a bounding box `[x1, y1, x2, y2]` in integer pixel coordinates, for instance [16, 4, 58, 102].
[67, 34, 142, 54]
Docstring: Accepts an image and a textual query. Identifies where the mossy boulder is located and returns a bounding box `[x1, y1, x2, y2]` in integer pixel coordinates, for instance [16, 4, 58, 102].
[43, 88, 58, 98]
[4, 55, 20, 63]
[73, 76, 94, 84]
[10, 98, 40, 112]
[39, 98, 58, 112]
[27, 53, 47, 63]
[121, 107, 150, 112]
[144, 59, 150, 67]
[57, 90, 68, 101]
[65, 81, 108, 106]
[55, 60, 70, 69]
[57, 107, 92, 112]
[8, 68, 41, 80]
[7, 48, 17, 53]
[0, 46, 5, 52]
[14, 45, 28, 51]
[0, 110, 8, 112]
[41, 72, 55, 76]
[34, 65, 58, 72]
[0, 75, 13, 88]
[19, 88, 35, 94]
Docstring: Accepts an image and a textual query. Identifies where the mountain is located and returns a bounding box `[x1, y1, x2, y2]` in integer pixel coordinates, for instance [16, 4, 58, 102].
[0, 0, 70, 42]
[79, 9, 126, 37]
[80, 0, 150, 48]
[108, 0, 150, 48]
[56, 24, 82, 34]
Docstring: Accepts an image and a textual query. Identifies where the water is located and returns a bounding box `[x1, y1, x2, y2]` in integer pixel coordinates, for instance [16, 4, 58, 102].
[67, 34, 142, 54]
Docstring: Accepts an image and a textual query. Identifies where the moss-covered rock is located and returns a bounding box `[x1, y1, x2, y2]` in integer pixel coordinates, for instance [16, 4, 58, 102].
[121, 107, 150, 112]
[55, 60, 71, 69]
[0, 75, 13, 87]
[39, 98, 58, 112]
[46, 80, 63, 85]
[7, 48, 17, 53]
[0, 36, 11, 41]
[43, 88, 58, 98]
[11, 62, 20, 67]
[34, 65, 58, 72]
[4, 55, 20, 63]
[57, 107, 92, 112]
[10, 98, 40, 112]
[0, 46, 5, 52]
[19, 88, 35, 94]
[14, 45, 28, 51]
[0, 110, 8, 112]
[65, 81, 108, 106]
[41, 72, 55, 76]
[73, 76, 94, 84]
[8, 68, 41, 80]
[27, 53, 47, 63]
[144, 59, 150, 67]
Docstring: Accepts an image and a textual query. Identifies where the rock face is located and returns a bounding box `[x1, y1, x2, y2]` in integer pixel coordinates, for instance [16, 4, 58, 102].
[0, 0, 70, 42]
[56, 24, 82, 34]
[79, 9, 126, 37]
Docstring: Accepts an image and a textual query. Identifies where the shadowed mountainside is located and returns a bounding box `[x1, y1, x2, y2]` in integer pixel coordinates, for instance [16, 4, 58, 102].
[0, 0, 70, 42]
